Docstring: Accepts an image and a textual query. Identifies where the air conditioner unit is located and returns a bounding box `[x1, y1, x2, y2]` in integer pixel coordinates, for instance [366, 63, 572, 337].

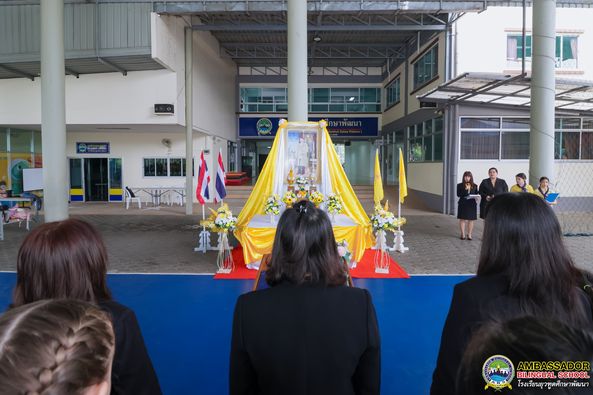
[154, 104, 174, 115]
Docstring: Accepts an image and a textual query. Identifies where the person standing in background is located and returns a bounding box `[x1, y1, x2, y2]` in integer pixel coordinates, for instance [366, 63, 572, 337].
[478, 167, 508, 219]
[510, 172, 534, 193]
[456, 171, 478, 240]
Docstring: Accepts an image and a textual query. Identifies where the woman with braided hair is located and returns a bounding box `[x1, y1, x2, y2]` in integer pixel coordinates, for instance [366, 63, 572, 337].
[0, 299, 115, 395]
[12, 219, 162, 395]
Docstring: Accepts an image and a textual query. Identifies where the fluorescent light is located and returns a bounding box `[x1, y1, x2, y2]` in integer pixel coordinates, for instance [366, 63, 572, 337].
[348, 97, 355, 102]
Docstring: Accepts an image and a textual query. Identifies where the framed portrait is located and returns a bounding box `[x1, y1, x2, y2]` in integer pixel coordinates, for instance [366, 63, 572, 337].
[285, 127, 321, 183]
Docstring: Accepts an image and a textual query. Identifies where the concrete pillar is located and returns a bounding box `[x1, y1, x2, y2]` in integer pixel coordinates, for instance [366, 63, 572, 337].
[185, 28, 194, 215]
[287, 0, 308, 121]
[41, 0, 68, 221]
[529, 0, 556, 187]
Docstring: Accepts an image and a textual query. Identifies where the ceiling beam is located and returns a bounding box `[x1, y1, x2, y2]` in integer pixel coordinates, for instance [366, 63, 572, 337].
[0, 64, 36, 81]
[192, 24, 447, 31]
[97, 57, 127, 76]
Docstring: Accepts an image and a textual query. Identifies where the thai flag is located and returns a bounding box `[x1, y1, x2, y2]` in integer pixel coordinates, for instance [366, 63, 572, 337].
[196, 150, 210, 205]
[214, 150, 227, 203]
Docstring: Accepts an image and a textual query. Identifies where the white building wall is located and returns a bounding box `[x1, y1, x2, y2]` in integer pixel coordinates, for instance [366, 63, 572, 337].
[0, 69, 179, 126]
[456, 6, 593, 80]
[408, 162, 443, 196]
[66, 130, 230, 203]
[193, 31, 236, 142]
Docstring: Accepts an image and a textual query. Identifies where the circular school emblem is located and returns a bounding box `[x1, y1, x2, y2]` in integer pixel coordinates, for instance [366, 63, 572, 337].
[483, 355, 514, 391]
[256, 118, 273, 135]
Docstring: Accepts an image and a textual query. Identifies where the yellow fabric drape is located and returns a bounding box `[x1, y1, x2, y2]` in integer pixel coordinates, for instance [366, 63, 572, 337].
[234, 128, 284, 255]
[323, 128, 373, 262]
[234, 122, 373, 265]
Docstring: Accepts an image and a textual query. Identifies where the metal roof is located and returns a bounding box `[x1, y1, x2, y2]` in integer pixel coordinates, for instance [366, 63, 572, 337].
[418, 72, 593, 116]
[152, 0, 593, 68]
[1, 0, 592, 75]
[0, 56, 164, 80]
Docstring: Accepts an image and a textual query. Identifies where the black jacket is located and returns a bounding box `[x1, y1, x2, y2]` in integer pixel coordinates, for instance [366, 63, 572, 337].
[230, 283, 381, 395]
[99, 300, 162, 395]
[478, 178, 508, 219]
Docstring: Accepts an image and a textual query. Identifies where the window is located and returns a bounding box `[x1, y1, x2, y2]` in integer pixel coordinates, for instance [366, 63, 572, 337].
[240, 87, 381, 113]
[507, 34, 578, 69]
[408, 117, 443, 162]
[555, 132, 580, 159]
[143, 158, 192, 177]
[460, 131, 500, 160]
[461, 116, 593, 160]
[309, 87, 381, 113]
[413, 45, 438, 90]
[501, 132, 530, 159]
[385, 77, 400, 108]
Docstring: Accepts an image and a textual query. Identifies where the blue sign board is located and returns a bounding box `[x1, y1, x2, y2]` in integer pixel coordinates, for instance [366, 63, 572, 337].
[76, 142, 110, 154]
[239, 117, 379, 138]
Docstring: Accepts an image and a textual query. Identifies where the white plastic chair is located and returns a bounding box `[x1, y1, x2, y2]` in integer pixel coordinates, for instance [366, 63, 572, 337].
[124, 187, 141, 209]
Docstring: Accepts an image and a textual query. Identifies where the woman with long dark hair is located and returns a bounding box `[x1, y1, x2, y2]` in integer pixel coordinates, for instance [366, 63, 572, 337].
[230, 200, 381, 395]
[12, 219, 162, 395]
[456, 171, 478, 240]
[431, 193, 592, 395]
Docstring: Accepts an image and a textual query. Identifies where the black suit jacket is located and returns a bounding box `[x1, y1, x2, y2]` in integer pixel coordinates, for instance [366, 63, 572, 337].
[99, 300, 162, 395]
[230, 283, 381, 395]
[478, 178, 508, 218]
[430, 274, 593, 395]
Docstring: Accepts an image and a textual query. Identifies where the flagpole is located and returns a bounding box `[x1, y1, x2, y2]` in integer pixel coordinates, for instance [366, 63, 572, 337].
[398, 183, 401, 232]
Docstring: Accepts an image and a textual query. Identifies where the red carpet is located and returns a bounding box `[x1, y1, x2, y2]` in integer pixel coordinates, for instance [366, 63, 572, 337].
[349, 249, 410, 279]
[214, 245, 409, 279]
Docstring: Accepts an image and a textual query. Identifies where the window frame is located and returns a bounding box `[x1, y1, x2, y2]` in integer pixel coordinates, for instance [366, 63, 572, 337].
[411, 44, 439, 92]
[143, 157, 193, 178]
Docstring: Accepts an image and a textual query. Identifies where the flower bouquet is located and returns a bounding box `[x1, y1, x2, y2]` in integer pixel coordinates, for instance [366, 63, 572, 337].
[370, 204, 397, 274]
[337, 240, 354, 269]
[295, 176, 308, 189]
[309, 191, 324, 207]
[264, 194, 281, 224]
[326, 193, 343, 222]
[209, 204, 237, 274]
[296, 189, 308, 201]
[282, 191, 297, 208]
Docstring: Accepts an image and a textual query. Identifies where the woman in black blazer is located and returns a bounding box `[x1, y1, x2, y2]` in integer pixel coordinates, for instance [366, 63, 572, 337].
[430, 193, 593, 395]
[230, 200, 381, 395]
[478, 167, 508, 219]
[12, 219, 162, 395]
[456, 171, 478, 240]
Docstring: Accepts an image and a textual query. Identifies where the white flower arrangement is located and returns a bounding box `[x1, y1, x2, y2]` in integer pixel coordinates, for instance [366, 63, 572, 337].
[212, 205, 237, 232]
[337, 240, 352, 267]
[370, 205, 397, 232]
[264, 194, 281, 215]
[295, 176, 308, 187]
[309, 191, 324, 206]
[326, 193, 343, 215]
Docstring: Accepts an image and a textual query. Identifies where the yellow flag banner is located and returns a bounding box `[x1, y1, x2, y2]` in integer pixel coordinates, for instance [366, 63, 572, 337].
[399, 148, 408, 204]
[373, 149, 384, 205]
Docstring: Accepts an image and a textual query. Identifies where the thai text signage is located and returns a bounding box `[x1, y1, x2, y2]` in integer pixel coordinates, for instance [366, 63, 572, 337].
[239, 117, 379, 138]
[76, 142, 110, 154]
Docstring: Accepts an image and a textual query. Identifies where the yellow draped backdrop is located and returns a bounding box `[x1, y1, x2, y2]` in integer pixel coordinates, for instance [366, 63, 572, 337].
[234, 121, 373, 265]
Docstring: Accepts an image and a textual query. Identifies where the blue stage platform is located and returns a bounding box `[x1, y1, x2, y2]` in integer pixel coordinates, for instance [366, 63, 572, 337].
[0, 273, 469, 395]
